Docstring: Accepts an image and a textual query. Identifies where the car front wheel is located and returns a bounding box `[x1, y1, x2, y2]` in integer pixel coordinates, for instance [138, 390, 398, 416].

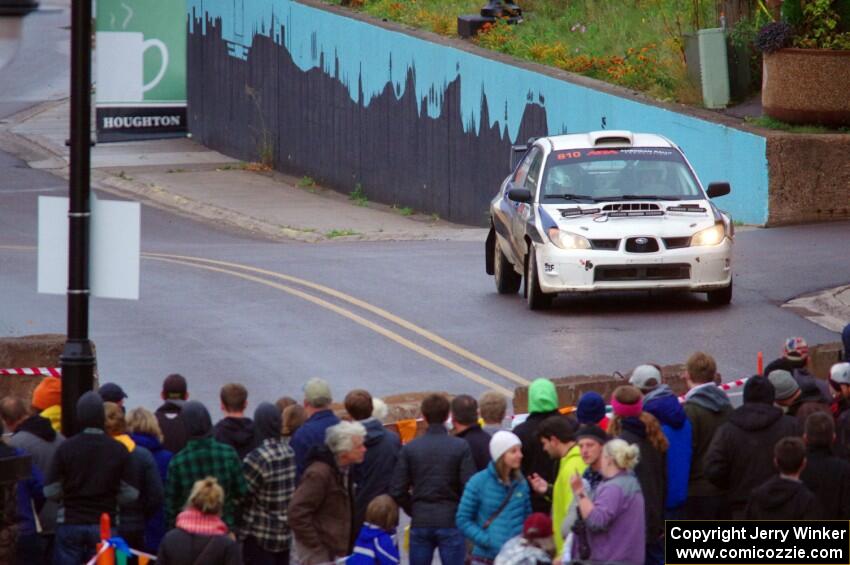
[707, 280, 733, 306]
[525, 247, 553, 310]
[494, 238, 522, 294]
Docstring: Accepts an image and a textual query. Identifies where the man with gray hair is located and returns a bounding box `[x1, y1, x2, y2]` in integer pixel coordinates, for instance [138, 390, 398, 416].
[291, 377, 340, 479]
[289, 420, 367, 564]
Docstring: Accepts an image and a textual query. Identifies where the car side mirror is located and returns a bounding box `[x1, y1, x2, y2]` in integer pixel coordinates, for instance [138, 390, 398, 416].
[507, 188, 532, 203]
[706, 182, 731, 199]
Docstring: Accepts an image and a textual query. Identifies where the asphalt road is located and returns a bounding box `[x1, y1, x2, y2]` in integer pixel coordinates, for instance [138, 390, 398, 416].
[3, 151, 849, 412]
[2, 1, 849, 414]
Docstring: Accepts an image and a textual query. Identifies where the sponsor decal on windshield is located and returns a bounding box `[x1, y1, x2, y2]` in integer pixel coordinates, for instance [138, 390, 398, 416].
[553, 147, 680, 162]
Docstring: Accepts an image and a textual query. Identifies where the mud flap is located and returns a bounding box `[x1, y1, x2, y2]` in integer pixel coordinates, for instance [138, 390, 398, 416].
[485, 228, 495, 275]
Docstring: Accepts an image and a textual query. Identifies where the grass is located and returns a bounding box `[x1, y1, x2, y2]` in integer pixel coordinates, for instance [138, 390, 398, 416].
[298, 176, 319, 192]
[342, 0, 720, 103]
[398, 206, 414, 216]
[745, 116, 850, 134]
[326, 228, 359, 238]
[349, 183, 368, 206]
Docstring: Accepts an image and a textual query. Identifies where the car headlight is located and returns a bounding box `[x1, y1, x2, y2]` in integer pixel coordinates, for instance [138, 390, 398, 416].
[691, 223, 726, 246]
[547, 227, 591, 250]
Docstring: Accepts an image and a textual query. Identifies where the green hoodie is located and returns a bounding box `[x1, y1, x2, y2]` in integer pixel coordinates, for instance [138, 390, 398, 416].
[528, 379, 558, 413]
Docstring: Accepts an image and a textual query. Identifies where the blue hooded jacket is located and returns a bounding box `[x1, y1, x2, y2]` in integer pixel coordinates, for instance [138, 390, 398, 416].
[13, 447, 45, 537]
[644, 385, 692, 510]
[131, 432, 172, 553]
[347, 523, 399, 565]
[456, 463, 532, 559]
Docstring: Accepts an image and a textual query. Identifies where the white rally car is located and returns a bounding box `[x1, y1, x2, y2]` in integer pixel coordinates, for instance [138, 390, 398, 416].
[485, 131, 734, 310]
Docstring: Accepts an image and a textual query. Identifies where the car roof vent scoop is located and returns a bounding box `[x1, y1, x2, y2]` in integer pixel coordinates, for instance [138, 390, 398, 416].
[589, 130, 634, 147]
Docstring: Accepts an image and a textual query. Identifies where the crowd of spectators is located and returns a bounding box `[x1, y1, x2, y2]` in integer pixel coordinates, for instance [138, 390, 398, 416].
[0, 328, 848, 565]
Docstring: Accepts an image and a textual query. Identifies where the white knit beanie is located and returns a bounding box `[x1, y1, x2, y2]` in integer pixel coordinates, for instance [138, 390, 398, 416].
[489, 430, 521, 462]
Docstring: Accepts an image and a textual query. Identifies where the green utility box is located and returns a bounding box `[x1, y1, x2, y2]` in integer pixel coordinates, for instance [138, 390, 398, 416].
[684, 28, 731, 109]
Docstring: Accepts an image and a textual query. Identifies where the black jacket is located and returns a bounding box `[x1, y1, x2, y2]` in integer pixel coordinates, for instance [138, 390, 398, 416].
[704, 403, 801, 518]
[800, 446, 850, 520]
[787, 382, 831, 422]
[44, 393, 137, 525]
[389, 423, 475, 528]
[156, 400, 189, 454]
[156, 529, 242, 565]
[118, 445, 165, 534]
[618, 418, 667, 543]
[352, 418, 401, 530]
[455, 424, 491, 471]
[213, 417, 258, 460]
[745, 476, 821, 520]
[513, 410, 571, 513]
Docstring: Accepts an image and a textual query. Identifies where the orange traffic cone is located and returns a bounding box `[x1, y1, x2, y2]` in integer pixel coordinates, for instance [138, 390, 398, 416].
[96, 513, 114, 565]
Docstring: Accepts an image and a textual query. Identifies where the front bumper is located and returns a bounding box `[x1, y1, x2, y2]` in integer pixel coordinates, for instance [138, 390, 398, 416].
[535, 238, 733, 293]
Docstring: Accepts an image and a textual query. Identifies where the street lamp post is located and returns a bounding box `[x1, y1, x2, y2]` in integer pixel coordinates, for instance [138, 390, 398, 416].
[60, 0, 95, 436]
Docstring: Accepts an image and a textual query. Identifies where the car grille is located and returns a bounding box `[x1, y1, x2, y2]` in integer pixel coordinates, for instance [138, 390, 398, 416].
[590, 239, 620, 250]
[663, 236, 691, 249]
[625, 237, 660, 253]
[594, 264, 691, 282]
[601, 203, 661, 212]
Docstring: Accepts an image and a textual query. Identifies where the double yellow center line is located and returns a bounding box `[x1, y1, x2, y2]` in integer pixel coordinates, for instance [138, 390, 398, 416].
[2, 244, 528, 395]
[144, 253, 528, 396]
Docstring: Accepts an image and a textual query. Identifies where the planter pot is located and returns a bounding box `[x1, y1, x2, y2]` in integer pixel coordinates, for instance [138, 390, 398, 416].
[762, 48, 850, 126]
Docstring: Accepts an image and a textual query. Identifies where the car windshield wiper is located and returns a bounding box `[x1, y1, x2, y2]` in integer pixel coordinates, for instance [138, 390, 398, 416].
[545, 193, 598, 202]
[599, 195, 681, 201]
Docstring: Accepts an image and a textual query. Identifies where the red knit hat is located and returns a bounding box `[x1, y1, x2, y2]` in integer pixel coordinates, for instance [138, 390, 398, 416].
[523, 513, 553, 539]
[32, 377, 61, 410]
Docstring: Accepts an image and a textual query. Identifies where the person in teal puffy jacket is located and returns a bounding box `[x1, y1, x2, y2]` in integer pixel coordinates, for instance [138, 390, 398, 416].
[457, 431, 532, 563]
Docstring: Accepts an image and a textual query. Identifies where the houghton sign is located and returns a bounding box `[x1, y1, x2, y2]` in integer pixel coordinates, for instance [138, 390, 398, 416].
[96, 0, 187, 141]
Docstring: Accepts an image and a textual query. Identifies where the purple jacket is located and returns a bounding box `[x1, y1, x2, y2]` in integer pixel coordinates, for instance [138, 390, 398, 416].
[575, 471, 645, 565]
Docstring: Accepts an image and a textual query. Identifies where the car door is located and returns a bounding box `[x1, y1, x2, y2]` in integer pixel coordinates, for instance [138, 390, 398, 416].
[512, 147, 543, 258]
[498, 147, 537, 265]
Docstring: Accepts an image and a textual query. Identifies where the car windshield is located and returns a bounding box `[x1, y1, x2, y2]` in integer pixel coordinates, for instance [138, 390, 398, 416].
[539, 147, 702, 203]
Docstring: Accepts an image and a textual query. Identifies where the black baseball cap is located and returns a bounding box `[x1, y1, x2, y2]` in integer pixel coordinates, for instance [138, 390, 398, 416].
[98, 382, 128, 403]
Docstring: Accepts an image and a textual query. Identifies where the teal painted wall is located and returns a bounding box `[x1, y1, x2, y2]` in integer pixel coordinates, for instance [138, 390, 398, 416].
[188, 0, 769, 224]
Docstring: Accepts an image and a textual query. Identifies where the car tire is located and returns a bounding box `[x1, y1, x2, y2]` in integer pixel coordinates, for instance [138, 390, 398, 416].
[525, 247, 553, 310]
[707, 280, 733, 306]
[494, 238, 521, 294]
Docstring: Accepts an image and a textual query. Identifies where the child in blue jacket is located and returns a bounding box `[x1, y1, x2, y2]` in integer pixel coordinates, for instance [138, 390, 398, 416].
[347, 495, 400, 565]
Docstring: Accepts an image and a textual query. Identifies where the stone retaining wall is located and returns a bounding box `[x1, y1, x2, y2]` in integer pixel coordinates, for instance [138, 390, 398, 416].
[766, 134, 850, 225]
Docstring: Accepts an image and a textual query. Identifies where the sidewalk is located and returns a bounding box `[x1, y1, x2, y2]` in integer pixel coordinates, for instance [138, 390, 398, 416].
[0, 98, 487, 243]
[784, 285, 850, 334]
